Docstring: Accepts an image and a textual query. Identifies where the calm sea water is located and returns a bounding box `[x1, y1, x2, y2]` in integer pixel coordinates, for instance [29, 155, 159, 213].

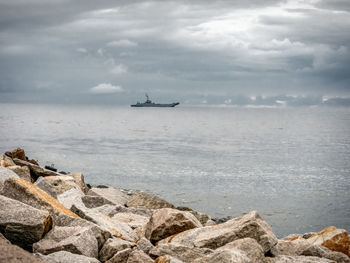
[0, 103, 349, 237]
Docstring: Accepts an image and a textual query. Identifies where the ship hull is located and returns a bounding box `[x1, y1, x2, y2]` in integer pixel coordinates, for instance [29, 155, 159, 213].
[130, 102, 179, 107]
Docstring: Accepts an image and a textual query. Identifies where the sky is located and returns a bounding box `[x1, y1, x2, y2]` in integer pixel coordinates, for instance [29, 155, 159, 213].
[0, 0, 350, 105]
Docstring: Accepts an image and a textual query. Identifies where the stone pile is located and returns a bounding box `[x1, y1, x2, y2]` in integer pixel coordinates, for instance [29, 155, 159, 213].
[1, 148, 350, 263]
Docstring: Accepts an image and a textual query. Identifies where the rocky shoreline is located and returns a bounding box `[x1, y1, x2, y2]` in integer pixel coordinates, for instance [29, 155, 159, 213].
[1, 148, 349, 263]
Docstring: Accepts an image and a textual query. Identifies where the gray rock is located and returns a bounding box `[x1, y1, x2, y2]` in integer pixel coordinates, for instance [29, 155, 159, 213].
[0, 194, 52, 250]
[0, 234, 47, 263]
[145, 208, 202, 243]
[95, 205, 153, 220]
[69, 172, 89, 194]
[42, 175, 82, 195]
[53, 213, 111, 250]
[35, 176, 57, 198]
[217, 237, 265, 263]
[127, 249, 153, 263]
[71, 204, 138, 242]
[0, 154, 15, 166]
[0, 166, 19, 191]
[154, 255, 184, 263]
[268, 255, 335, 262]
[57, 188, 85, 210]
[127, 192, 175, 209]
[176, 206, 211, 225]
[158, 210, 278, 252]
[13, 158, 60, 179]
[36, 251, 101, 263]
[105, 248, 132, 263]
[192, 249, 251, 263]
[89, 187, 130, 206]
[82, 195, 114, 208]
[112, 212, 149, 230]
[33, 226, 99, 258]
[99, 237, 135, 262]
[8, 165, 31, 182]
[0, 177, 79, 219]
[136, 237, 154, 254]
[150, 244, 213, 263]
[271, 238, 311, 256]
[302, 244, 350, 263]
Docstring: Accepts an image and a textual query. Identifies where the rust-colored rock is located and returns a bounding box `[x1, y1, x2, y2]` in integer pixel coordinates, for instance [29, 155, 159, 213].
[1, 177, 78, 218]
[12, 148, 26, 161]
[308, 226, 350, 257]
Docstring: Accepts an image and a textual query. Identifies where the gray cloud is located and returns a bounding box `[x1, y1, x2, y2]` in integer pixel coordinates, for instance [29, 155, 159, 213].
[0, 0, 349, 104]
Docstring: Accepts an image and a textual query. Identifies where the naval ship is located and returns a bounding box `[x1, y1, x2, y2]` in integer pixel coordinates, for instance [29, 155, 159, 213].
[131, 94, 180, 107]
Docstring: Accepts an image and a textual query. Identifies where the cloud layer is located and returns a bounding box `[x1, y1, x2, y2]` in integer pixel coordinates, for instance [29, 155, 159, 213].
[0, 0, 349, 104]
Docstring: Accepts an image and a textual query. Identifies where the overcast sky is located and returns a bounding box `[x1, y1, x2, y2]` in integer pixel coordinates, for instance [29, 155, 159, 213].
[0, 0, 350, 104]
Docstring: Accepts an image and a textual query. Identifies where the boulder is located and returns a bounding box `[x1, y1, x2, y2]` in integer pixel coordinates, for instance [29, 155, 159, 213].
[8, 165, 31, 182]
[71, 204, 138, 242]
[53, 213, 111, 250]
[217, 237, 265, 263]
[176, 206, 211, 225]
[158, 210, 278, 252]
[136, 237, 154, 254]
[155, 255, 184, 263]
[112, 212, 149, 229]
[0, 154, 16, 167]
[149, 244, 213, 262]
[0, 233, 47, 263]
[192, 249, 251, 263]
[307, 226, 350, 257]
[302, 244, 350, 263]
[12, 148, 26, 161]
[1, 177, 78, 218]
[105, 248, 132, 263]
[271, 237, 311, 256]
[82, 195, 114, 208]
[99, 237, 135, 262]
[267, 255, 335, 262]
[36, 251, 101, 263]
[0, 166, 19, 191]
[13, 158, 60, 179]
[43, 175, 82, 195]
[35, 176, 58, 198]
[127, 249, 153, 263]
[0, 195, 52, 250]
[89, 187, 130, 206]
[33, 226, 99, 258]
[145, 208, 202, 243]
[69, 172, 89, 193]
[127, 192, 174, 209]
[57, 188, 85, 210]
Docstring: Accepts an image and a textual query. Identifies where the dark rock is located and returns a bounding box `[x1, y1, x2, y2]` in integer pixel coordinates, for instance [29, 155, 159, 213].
[45, 165, 57, 172]
[12, 148, 26, 161]
[82, 195, 114, 208]
[0, 233, 47, 263]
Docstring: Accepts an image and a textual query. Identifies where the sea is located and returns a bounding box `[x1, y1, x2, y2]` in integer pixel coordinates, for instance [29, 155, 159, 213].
[0, 103, 349, 237]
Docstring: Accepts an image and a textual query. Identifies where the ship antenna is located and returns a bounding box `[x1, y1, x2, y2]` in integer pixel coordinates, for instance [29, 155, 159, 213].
[145, 93, 149, 100]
